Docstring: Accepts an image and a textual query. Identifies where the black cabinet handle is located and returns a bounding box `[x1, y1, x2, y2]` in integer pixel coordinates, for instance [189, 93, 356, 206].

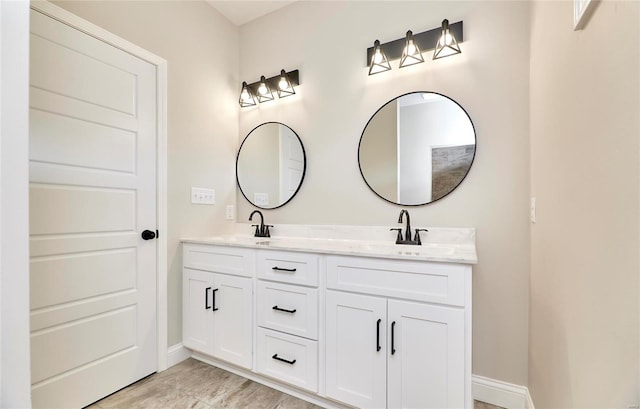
[376, 318, 382, 352]
[391, 321, 396, 355]
[272, 266, 297, 272]
[141, 229, 156, 240]
[272, 354, 296, 365]
[273, 305, 297, 314]
[212, 288, 219, 311]
[205, 287, 211, 310]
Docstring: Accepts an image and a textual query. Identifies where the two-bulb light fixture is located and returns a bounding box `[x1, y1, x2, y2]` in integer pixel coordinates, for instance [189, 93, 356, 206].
[368, 19, 463, 76]
[239, 69, 300, 107]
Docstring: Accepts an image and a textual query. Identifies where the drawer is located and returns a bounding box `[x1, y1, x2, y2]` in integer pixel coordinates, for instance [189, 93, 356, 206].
[257, 281, 318, 340]
[183, 244, 254, 278]
[257, 250, 319, 287]
[326, 255, 467, 306]
[256, 327, 318, 392]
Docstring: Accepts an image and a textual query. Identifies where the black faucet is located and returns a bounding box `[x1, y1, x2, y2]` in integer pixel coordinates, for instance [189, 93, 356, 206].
[249, 210, 272, 238]
[391, 209, 428, 245]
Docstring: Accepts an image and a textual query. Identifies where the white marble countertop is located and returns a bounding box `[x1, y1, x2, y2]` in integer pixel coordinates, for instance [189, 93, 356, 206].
[181, 224, 477, 264]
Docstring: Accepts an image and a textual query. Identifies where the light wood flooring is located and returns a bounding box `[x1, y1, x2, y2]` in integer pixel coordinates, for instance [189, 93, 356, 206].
[87, 358, 504, 409]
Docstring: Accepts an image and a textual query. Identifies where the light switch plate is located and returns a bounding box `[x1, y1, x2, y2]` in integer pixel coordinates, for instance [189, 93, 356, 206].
[226, 205, 235, 220]
[191, 187, 215, 205]
[254, 193, 269, 207]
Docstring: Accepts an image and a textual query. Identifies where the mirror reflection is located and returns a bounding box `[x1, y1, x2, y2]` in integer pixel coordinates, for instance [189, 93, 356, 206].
[358, 92, 476, 205]
[237, 122, 306, 209]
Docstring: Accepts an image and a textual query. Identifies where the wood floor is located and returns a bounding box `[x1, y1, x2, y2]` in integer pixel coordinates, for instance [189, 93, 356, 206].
[87, 358, 504, 409]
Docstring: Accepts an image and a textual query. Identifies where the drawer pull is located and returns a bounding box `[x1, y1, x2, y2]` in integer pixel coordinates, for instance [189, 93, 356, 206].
[212, 288, 219, 311]
[272, 266, 297, 272]
[376, 318, 382, 352]
[272, 354, 296, 365]
[205, 287, 212, 310]
[272, 305, 297, 314]
[391, 321, 396, 355]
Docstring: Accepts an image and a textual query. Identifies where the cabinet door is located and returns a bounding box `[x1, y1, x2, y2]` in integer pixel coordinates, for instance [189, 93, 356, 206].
[182, 268, 214, 355]
[211, 273, 253, 369]
[388, 300, 465, 409]
[325, 290, 387, 409]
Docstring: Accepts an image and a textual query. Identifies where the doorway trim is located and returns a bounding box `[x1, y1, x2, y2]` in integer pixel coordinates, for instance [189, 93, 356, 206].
[30, 0, 169, 371]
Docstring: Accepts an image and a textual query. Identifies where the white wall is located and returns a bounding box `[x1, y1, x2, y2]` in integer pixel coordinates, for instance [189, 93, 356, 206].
[0, 0, 31, 406]
[529, 1, 640, 406]
[239, 1, 531, 385]
[54, 1, 239, 347]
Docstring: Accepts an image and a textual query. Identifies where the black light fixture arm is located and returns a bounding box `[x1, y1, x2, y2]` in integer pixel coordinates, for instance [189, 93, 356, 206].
[365, 21, 463, 65]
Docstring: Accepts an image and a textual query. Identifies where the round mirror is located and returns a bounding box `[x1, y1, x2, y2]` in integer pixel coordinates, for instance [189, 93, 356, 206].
[358, 92, 476, 206]
[237, 122, 306, 209]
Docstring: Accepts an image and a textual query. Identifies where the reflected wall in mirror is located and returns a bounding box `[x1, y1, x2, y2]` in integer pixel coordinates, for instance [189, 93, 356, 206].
[237, 122, 306, 209]
[359, 92, 476, 206]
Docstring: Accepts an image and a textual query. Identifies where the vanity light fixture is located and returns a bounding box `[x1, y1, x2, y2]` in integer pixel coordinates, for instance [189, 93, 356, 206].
[239, 81, 257, 107]
[256, 75, 275, 103]
[368, 40, 392, 75]
[365, 20, 463, 75]
[276, 70, 296, 98]
[238, 69, 300, 107]
[433, 19, 461, 60]
[399, 30, 424, 68]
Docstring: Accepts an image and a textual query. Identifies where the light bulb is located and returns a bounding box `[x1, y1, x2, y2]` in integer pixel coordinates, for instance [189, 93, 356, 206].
[373, 50, 383, 64]
[279, 77, 289, 90]
[439, 30, 453, 46]
[258, 83, 267, 95]
[241, 90, 249, 100]
[407, 40, 416, 55]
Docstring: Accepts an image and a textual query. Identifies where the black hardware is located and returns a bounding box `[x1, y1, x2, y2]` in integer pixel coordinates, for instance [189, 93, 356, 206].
[390, 228, 403, 243]
[394, 210, 424, 245]
[365, 21, 463, 66]
[272, 266, 297, 272]
[414, 229, 429, 245]
[141, 230, 156, 240]
[212, 288, 219, 311]
[249, 210, 271, 237]
[205, 287, 212, 310]
[272, 354, 296, 365]
[391, 321, 396, 355]
[243, 70, 300, 102]
[376, 318, 382, 352]
[273, 305, 297, 314]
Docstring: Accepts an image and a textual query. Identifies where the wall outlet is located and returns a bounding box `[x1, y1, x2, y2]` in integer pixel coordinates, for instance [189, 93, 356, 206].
[226, 205, 235, 220]
[530, 197, 536, 223]
[191, 187, 215, 205]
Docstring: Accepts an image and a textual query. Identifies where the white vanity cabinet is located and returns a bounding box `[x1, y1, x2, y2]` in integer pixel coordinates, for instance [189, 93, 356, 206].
[182, 245, 253, 369]
[182, 238, 473, 409]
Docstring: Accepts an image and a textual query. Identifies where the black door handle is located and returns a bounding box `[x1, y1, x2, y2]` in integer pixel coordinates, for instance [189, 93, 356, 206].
[391, 321, 396, 355]
[272, 354, 296, 365]
[212, 288, 219, 311]
[141, 230, 156, 240]
[376, 318, 382, 352]
[273, 305, 297, 314]
[272, 266, 297, 272]
[205, 287, 211, 309]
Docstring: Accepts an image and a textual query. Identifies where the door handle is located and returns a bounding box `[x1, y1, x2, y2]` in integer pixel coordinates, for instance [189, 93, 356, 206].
[272, 354, 296, 365]
[141, 229, 157, 240]
[205, 287, 211, 309]
[272, 305, 297, 314]
[391, 321, 396, 355]
[212, 288, 219, 311]
[376, 318, 382, 352]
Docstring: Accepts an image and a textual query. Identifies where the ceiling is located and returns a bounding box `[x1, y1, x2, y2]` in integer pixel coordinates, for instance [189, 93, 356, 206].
[206, 1, 297, 26]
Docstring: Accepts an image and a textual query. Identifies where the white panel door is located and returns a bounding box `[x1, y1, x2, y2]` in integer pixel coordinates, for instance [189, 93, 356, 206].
[325, 290, 387, 409]
[211, 273, 253, 369]
[29, 9, 157, 408]
[387, 300, 465, 409]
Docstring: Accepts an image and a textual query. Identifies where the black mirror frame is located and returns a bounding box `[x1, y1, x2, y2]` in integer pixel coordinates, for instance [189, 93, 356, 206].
[358, 91, 477, 206]
[236, 122, 307, 210]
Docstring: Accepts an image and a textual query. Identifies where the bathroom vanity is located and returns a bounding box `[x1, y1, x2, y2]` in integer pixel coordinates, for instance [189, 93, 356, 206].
[182, 225, 476, 409]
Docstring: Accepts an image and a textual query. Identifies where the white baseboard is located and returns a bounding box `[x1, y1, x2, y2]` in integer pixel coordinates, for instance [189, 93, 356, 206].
[472, 375, 534, 409]
[167, 343, 191, 368]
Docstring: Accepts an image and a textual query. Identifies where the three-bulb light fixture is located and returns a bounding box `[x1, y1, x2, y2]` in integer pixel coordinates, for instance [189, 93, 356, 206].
[368, 19, 462, 75]
[239, 69, 299, 108]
